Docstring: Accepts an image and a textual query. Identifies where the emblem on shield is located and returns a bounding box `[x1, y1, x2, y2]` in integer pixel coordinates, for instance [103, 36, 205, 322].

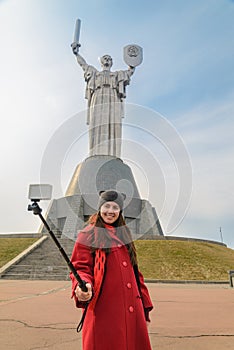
[123, 44, 143, 67]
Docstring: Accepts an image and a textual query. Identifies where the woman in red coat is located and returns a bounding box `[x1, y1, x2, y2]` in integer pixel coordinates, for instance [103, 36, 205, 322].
[70, 190, 153, 350]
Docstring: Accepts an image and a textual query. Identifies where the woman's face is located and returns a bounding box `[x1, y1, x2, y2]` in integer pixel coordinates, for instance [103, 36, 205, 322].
[100, 201, 120, 225]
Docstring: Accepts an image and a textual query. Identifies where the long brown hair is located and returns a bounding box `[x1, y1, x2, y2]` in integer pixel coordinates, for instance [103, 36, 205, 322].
[87, 212, 138, 266]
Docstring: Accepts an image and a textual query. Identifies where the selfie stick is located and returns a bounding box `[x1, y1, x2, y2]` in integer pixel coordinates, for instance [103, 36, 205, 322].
[27, 190, 87, 292]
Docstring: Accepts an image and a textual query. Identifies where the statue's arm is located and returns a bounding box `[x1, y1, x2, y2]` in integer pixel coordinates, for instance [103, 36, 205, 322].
[76, 53, 88, 70]
[117, 66, 135, 99]
[71, 42, 88, 70]
[128, 66, 135, 76]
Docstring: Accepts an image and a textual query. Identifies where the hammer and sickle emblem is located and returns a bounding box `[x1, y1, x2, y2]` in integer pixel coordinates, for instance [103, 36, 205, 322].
[127, 46, 139, 57]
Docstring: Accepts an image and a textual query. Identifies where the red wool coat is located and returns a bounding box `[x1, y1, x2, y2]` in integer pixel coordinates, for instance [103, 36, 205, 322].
[70, 224, 153, 350]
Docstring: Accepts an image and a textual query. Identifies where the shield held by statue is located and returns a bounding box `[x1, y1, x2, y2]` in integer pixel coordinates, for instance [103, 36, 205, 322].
[123, 44, 143, 67]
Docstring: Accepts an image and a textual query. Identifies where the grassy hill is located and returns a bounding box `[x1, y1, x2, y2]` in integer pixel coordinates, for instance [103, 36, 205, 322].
[0, 238, 234, 281]
[0, 238, 38, 267]
[135, 240, 234, 281]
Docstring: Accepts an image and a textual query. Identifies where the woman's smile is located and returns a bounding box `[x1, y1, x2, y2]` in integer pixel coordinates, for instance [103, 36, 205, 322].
[100, 201, 120, 224]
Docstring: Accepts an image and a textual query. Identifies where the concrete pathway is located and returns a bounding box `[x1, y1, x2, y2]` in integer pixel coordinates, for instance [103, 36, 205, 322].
[0, 280, 233, 349]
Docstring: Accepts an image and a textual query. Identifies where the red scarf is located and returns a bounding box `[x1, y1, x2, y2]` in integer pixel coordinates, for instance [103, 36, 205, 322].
[89, 248, 106, 311]
[89, 224, 123, 311]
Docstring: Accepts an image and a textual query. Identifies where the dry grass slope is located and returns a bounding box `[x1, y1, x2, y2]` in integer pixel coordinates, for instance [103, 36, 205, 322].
[1, 238, 234, 281]
[135, 240, 234, 281]
[0, 238, 38, 267]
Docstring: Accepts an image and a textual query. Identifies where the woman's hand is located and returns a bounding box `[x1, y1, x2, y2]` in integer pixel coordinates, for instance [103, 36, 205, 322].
[75, 283, 92, 302]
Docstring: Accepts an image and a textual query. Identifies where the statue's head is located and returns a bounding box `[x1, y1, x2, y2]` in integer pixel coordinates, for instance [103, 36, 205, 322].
[100, 55, 113, 69]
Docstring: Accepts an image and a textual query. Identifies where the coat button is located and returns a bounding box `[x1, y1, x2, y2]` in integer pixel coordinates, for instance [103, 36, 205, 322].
[122, 261, 128, 267]
[127, 283, 132, 289]
[129, 306, 134, 313]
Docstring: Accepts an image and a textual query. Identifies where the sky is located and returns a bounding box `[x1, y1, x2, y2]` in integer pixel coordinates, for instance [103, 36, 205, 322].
[0, 0, 234, 248]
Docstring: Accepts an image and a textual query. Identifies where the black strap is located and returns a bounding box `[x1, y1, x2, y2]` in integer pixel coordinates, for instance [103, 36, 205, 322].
[77, 304, 88, 333]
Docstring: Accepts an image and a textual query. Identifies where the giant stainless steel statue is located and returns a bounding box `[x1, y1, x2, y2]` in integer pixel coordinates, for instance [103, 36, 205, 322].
[71, 19, 143, 158]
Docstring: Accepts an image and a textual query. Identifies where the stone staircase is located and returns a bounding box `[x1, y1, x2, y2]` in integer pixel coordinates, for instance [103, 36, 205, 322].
[1, 236, 76, 280]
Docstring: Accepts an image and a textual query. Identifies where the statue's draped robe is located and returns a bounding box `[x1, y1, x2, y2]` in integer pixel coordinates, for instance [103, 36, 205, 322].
[83, 65, 132, 157]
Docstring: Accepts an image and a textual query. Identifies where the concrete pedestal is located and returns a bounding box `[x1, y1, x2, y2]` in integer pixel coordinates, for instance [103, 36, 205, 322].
[41, 156, 163, 239]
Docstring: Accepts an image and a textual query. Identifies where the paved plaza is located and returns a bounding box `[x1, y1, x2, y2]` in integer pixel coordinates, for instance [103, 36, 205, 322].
[0, 280, 233, 349]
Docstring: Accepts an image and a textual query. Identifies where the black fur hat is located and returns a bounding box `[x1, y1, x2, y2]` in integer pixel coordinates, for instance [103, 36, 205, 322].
[98, 190, 126, 211]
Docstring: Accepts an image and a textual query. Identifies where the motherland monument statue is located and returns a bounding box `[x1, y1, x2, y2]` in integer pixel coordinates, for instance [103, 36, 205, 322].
[71, 19, 142, 158]
[42, 19, 163, 238]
